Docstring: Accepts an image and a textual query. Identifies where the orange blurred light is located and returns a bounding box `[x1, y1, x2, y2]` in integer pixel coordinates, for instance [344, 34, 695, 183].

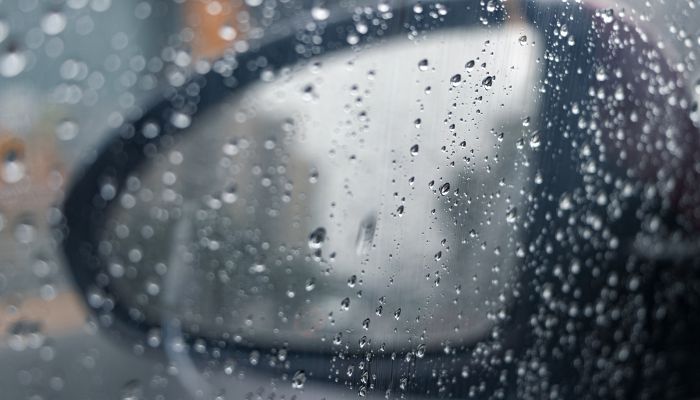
[186, 0, 243, 59]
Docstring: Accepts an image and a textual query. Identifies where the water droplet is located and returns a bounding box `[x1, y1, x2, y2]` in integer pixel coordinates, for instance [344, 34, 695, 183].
[308, 227, 326, 249]
[0, 49, 27, 78]
[410, 144, 419, 155]
[305, 278, 316, 291]
[120, 379, 143, 400]
[341, 297, 351, 310]
[482, 76, 493, 88]
[333, 332, 343, 345]
[358, 386, 367, 397]
[218, 24, 237, 41]
[529, 131, 541, 148]
[359, 335, 369, 348]
[439, 182, 450, 195]
[249, 350, 260, 365]
[506, 207, 518, 224]
[221, 184, 237, 204]
[7, 320, 44, 351]
[417, 59, 429, 71]
[355, 214, 376, 256]
[55, 119, 79, 141]
[2, 152, 26, 184]
[486, 0, 497, 12]
[393, 308, 401, 320]
[416, 344, 426, 358]
[362, 318, 370, 330]
[346, 33, 359, 45]
[41, 12, 67, 35]
[614, 86, 624, 101]
[559, 24, 569, 37]
[465, 60, 475, 70]
[601, 9, 614, 24]
[595, 67, 607, 82]
[311, 5, 330, 21]
[559, 194, 573, 211]
[170, 112, 191, 129]
[450, 74, 462, 87]
[518, 35, 527, 46]
[291, 370, 306, 389]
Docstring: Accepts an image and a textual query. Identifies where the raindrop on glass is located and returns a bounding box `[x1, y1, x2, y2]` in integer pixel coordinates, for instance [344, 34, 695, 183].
[308, 227, 327, 249]
[439, 182, 451, 195]
[311, 5, 330, 21]
[291, 370, 306, 389]
[417, 59, 429, 71]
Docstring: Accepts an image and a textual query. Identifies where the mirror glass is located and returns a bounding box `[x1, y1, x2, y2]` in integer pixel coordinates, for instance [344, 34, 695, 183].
[96, 24, 545, 353]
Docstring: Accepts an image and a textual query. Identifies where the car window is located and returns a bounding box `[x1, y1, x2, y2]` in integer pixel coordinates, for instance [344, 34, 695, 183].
[1, 1, 700, 399]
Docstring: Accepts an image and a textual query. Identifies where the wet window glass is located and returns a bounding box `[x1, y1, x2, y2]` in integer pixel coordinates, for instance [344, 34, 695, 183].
[1, 1, 699, 399]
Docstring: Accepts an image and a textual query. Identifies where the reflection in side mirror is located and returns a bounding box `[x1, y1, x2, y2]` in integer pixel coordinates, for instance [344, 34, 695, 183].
[99, 26, 544, 352]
